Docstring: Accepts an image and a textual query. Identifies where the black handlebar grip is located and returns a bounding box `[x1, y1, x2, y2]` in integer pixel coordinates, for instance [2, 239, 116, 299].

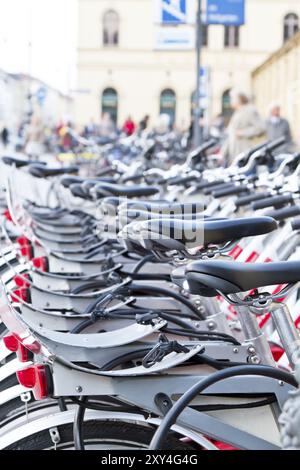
[203, 182, 235, 196]
[96, 166, 114, 177]
[291, 219, 300, 231]
[212, 185, 249, 198]
[265, 205, 300, 221]
[122, 173, 145, 183]
[252, 194, 294, 211]
[189, 139, 217, 160]
[168, 174, 198, 186]
[196, 179, 227, 191]
[265, 136, 286, 152]
[235, 191, 272, 208]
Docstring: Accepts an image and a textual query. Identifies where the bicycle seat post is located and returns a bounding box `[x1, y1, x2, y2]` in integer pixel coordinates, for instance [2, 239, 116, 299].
[269, 302, 300, 367]
[235, 304, 276, 367]
[200, 296, 232, 335]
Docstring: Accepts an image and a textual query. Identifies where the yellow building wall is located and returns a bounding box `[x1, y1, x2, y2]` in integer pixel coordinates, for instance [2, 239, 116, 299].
[76, 0, 300, 129]
[252, 31, 300, 143]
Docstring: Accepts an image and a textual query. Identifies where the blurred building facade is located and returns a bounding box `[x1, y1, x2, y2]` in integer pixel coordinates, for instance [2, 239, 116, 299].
[0, 70, 72, 132]
[76, 0, 300, 129]
[252, 30, 300, 143]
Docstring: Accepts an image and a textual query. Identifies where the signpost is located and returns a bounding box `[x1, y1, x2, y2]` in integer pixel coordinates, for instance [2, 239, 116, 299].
[193, 0, 202, 149]
[193, 0, 246, 148]
[155, 0, 195, 24]
[155, 28, 195, 50]
[36, 87, 47, 107]
[206, 0, 245, 26]
[155, 0, 246, 148]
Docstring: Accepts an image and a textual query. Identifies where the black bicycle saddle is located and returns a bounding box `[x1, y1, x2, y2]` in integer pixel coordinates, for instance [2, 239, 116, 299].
[186, 260, 300, 297]
[127, 216, 277, 253]
[93, 183, 159, 199]
[29, 164, 79, 178]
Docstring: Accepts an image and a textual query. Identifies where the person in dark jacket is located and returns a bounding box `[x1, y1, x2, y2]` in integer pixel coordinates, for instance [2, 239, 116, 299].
[266, 103, 293, 153]
[139, 115, 150, 133]
[1, 127, 9, 147]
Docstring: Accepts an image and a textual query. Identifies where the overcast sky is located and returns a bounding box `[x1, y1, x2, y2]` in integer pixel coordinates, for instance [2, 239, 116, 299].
[0, 0, 77, 93]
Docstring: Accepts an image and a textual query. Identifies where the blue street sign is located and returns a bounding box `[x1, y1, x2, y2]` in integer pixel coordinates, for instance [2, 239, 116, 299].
[206, 0, 245, 26]
[36, 87, 47, 106]
[161, 0, 187, 24]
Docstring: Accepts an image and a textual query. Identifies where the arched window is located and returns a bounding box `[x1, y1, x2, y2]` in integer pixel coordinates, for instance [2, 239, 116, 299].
[283, 13, 299, 42]
[101, 88, 118, 123]
[222, 89, 233, 123]
[160, 89, 176, 124]
[103, 10, 119, 46]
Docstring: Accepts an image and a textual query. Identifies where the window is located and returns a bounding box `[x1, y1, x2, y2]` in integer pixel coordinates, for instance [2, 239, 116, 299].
[201, 24, 209, 47]
[102, 88, 118, 123]
[224, 26, 240, 48]
[283, 13, 299, 42]
[160, 89, 176, 124]
[103, 10, 119, 46]
[222, 89, 233, 123]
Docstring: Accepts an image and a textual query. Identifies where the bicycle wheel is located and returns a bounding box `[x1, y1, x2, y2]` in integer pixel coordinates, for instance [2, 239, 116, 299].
[5, 420, 196, 450]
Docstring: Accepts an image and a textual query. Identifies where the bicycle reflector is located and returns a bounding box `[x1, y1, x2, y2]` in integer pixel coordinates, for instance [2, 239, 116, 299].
[32, 257, 49, 272]
[14, 274, 30, 288]
[17, 236, 31, 247]
[20, 245, 34, 260]
[3, 335, 34, 362]
[17, 365, 53, 400]
[17, 343, 34, 363]
[10, 288, 31, 303]
[3, 335, 19, 352]
[3, 209, 12, 222]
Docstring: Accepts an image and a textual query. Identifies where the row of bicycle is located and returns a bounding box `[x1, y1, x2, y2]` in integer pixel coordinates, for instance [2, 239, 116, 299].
[0, 137, 299, 450]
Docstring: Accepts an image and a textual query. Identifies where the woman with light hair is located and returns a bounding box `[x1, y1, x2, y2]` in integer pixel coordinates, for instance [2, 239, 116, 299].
[222, 90, 266, 165]
[154, 114, 171, 135]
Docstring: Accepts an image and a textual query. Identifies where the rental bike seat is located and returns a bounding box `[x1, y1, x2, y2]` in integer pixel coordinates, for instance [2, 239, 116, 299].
[125, 216, 277, 253]
[61, 177, 117, 190]
[28, 164, 79, 178]
[60, 176, 85, 188]
[186, 260, 300, 297]
[93, 183, 159, 199]
[118, 209, 224, 226]
[69, 183, 92, 200]
[119, 216, 277, 256]
[119, 201, 205, 214]
[2, 156, 45, 168]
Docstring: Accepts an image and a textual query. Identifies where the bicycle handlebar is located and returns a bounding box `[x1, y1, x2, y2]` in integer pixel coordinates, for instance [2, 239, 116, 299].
[252, 194, 294, 211]
[235, 191, 272, 208]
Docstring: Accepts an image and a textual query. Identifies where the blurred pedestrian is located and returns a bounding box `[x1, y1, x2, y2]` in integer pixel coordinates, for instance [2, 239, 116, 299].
[25, 116, 44, 158]
[122, 116, 136, 136]
[210, 114, 225, 139]
[99, 112, 116, 138]
[1, 126, 9, 147]
[139, 115, 150, 133]
[266, 103, 293, 152]
[154, 114, 171, 135]
[84, 118, 98, 138]
[222, 90, 266, 165]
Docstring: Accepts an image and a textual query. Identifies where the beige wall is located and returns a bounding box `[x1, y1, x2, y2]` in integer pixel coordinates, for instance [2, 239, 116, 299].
[76, 0, 300, 129]
[253, 31, 300, 143]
